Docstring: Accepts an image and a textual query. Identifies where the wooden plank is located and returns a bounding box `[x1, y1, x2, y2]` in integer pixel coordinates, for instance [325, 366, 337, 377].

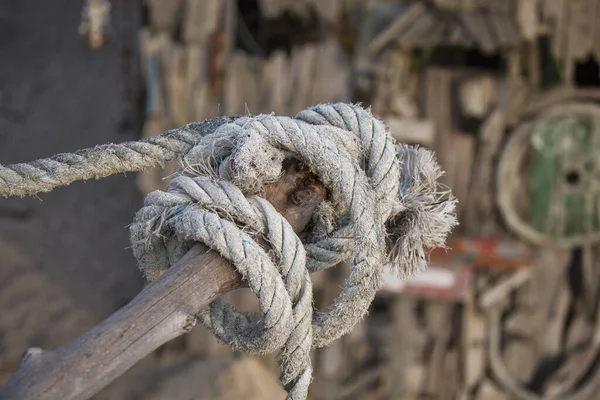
[506, 48, 522, 83]
[172, 43, 208, 124]
[330, 367, 382, 400]
[258, 52, 276, 113]
[581, 245, 598, 319]
[505, 310, 535, 337]
[208, 30, 225, 100]
[480, 269, 533, 309]
[166, 45, 189, 126]
[567, 0, 595, 61]
[425, 68, 454, 191]
[447, 22, 475, 48]
[435, 0, 460, 8]
[403, 365, 425, 400]
[488, 13, 514, 48]
[243, 56, 261, 115]
[424, 302, 453, 397]
[451, 131, 476, 224]
[464, 109, 506, 236]
[388, 297, 413, 398]
[477, 379, 510, 400]
[345, 320, 369, 375]
[517, 0, 539, 42]
[425, 301, 452, 338]
[190, 77, 213, 122]
[223, 53, 244, 115]
[312, 0, 341, 22]
[543, 0, 563, 19]
[310, 39, 349, 107]
[524, 85, 600, 117]
[502, 339, 537, 384]
[389, 93, 419, 118]
[459, 11, 497, 54]
[182, 0, 221, 44]
[424, 339, 447, 396]
[386, 49, 410, 93]
[389, 95, 419, 120]
[288, 0, 310, 20]
[460, 0, 477, 11]
[527, 38, 541, 90]
[320, 340, 346, 384]
[500, 13, 522, 47]
[368, 3, 426, 55]
[401, 11, 438, 47]
[270, 51, 291, 116]
[541, 277, 572, 356]
[544, 348, 598, 396]
[220, 0, 236, 103]
[544, 297, 600, 396]
[504, 82, 531, 126]
[565, 311, 594, 352]
[523, 250, 570, 346]
[525, 85, 576, 116]
[384, 118, 436, 147]
[385, 49, 417, 118]
[370, 53, 391, 116]
[458, 75, 496, 119]
[594, 0, 600, 61]
[463, 280, 486, 390]
[547, 0, 570, 63]
[138, 30, 171, 103]
[291, 45, 317, 114]
[487, 0, 513, 14]
[147, 0, 183, 34]
[315, 266, 350, 395]
[258, 0, 282, 19]
[442, 350, 460, 400]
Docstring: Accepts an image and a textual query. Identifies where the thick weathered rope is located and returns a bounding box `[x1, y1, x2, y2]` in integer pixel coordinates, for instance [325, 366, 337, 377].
[0, 117, 232, 198]
[0, 103, 457, 400]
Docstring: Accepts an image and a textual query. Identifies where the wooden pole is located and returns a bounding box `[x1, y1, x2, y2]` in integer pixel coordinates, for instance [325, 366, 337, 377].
[0, 160, 326, 400]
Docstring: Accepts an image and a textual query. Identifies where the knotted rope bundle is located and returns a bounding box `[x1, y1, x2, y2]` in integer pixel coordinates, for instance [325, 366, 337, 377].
[0, 103, 457, 400]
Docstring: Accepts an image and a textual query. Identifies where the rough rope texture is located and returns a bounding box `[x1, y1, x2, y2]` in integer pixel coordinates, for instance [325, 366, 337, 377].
[0, 103, 457, 400]
[0, 117, 232, 198]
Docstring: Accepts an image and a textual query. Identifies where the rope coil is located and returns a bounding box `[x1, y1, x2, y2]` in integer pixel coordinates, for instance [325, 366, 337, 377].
[0, 103, 457, 400]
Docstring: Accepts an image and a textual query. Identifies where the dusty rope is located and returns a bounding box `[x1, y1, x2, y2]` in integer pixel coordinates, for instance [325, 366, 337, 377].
[0, 117, 232, 198]
[0, 103, 457, 400]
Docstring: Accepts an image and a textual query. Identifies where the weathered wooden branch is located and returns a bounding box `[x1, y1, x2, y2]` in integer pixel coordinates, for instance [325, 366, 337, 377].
[0, 160, 326, 400]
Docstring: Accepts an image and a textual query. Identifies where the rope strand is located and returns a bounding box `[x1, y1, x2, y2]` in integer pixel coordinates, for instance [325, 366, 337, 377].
[0, 117, 232, 198]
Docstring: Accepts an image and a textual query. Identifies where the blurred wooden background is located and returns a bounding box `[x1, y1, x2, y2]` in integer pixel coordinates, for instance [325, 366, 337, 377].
[4, 0, 600, 399]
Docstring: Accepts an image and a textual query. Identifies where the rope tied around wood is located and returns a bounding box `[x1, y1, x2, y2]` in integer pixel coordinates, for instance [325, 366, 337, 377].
[0, 103, 457, 400]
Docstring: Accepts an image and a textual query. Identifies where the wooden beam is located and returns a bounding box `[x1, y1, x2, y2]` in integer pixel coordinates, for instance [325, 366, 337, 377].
[0, 160, 326, 400]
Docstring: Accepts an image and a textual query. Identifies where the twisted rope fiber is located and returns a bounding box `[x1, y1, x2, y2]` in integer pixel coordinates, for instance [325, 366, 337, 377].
[0, 117, 233, 198]
[0, 103, 457, 400]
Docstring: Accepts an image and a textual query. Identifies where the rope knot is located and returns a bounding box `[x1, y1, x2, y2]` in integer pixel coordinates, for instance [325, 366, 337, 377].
[129, 103, 457, 400]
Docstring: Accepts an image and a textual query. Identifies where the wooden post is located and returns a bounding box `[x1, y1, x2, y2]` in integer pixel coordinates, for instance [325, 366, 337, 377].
[0, 160, 326, 400]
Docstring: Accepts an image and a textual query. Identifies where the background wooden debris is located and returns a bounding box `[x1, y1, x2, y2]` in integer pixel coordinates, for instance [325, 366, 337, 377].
[27, 0, 600, 398]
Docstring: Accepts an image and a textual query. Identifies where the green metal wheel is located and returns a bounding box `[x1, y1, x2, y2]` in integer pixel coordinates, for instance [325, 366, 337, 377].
[497, 103, 600, 248]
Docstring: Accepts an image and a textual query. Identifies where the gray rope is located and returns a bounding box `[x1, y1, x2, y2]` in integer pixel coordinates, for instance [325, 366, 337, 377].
[131, 176, 313, 398]
[0, 117, 232, 198]
[0, 103, 457, 400]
